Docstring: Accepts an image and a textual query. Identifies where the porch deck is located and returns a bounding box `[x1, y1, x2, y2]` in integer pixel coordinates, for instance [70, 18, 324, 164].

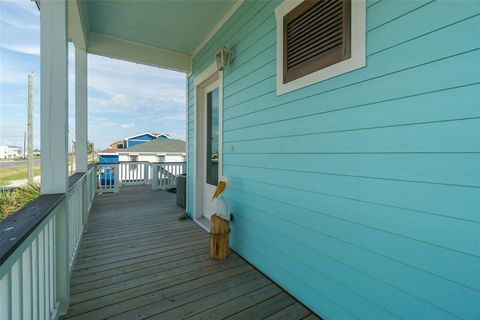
[62, 185, 318, 320]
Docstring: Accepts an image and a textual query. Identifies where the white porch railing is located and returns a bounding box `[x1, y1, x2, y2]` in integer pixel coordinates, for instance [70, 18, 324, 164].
[118, 161, 151, 185]
[86, 166, 96, 210]
[151, 162, 186, 190]
[96, 163, 119, 193]
[95, 161, 185, 193]
[0, 165, 96, 319]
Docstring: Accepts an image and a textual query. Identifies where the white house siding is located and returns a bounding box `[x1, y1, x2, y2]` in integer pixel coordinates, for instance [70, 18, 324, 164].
[118, 153, 185, 163]
[0, 146, 23, 159]
[0, 146, 8, 159]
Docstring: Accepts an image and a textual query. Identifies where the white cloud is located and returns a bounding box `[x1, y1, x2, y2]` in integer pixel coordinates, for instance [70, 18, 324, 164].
[1, 0, 39, 17]
[0, 67, 30, 86]
[120, 123, 135, 129]
[96, 94, 134, 111]
[87, 55, 186, 116]
[0, 44, 39, 55]
[0, 1, 40, 56]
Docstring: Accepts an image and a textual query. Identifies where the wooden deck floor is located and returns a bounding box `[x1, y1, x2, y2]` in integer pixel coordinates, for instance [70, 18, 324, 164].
[62, 185, 319, 320]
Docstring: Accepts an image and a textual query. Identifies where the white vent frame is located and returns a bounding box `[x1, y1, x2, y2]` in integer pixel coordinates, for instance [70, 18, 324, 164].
[275, 0, 366, 95]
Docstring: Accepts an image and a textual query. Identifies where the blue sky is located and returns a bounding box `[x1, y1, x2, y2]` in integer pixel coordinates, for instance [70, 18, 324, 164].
[0, 0, 186, 150]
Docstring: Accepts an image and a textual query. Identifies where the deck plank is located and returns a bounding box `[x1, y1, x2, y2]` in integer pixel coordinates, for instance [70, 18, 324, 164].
[62, 185, 319, 320]
[225, 292, 296, 320]
[185, 284, 282, 320]
[98, 267, 259, 320]
[264, 302, 313, 320]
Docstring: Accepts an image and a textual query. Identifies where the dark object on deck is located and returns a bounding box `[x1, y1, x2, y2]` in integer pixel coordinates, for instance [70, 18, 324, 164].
[176, 174, 186, 208]
[177, 212, 188, 220]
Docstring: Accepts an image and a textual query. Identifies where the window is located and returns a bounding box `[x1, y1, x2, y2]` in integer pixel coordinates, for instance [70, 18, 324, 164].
[157, 155, 166, 163]
[129, 155, 138, 162]
[275, 0, 365, 95]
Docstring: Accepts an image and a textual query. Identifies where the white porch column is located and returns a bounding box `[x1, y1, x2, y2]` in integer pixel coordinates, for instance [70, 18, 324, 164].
[75, 47, 88, 172]
[40, 0, 68, 194]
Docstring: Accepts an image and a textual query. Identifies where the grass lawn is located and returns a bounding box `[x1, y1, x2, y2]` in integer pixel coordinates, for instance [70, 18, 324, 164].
[0, 156, 40, 162]
[0, 164, 41, 186]
[0, 183, 41, 220]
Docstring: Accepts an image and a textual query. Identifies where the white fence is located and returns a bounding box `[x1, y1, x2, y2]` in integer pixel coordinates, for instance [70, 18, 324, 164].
[0, 165, 96, 319]
[96, 163, 119, 193]
[151, 162, 186, 190]
[119, 162, 150, 185]
[95, 161, 185, 193]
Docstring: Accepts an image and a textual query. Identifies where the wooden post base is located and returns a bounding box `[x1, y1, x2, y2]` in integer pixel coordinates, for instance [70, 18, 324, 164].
[210, 214, 230, 260]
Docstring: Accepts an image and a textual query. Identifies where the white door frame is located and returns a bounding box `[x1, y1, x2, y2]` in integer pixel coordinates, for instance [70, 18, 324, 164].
[193, 62, 223, 231]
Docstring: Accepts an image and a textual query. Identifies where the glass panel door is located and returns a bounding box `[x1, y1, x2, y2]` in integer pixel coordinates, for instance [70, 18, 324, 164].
[206, 87, 219, 186]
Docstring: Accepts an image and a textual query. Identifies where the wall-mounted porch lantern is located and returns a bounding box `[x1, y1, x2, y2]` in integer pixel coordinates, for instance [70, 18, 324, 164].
[215, 47, 234, 71]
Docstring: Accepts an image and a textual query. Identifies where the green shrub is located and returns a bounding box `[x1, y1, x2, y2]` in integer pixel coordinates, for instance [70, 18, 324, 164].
[0, 183, 41, 220]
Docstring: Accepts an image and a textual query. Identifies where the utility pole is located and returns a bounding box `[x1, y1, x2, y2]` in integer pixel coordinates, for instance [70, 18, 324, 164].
[71, 140, 75, 174]
[27, 73, 34, 183]
[23, 132, 26, 158]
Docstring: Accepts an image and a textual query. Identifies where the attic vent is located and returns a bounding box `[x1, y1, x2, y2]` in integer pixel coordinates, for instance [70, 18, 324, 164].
[283, 0, 351, 83]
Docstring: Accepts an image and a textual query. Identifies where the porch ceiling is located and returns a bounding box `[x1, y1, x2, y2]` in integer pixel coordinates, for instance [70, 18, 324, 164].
[86, 0, 236, 55]
[77, 0, 239, 73]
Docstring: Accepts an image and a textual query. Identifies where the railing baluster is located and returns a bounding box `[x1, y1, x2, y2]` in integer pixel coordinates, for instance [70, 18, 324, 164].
[11, 258, 21, 319]
[38, 230, 44, 319]
[25, 246, 33, 319]
[0, 271, 12, 319]
[33, 238, 38, 320]
[45, 224, 51, 318]
[49, 220, 55, 312]
[44, 226, 50, 320]
[130, 163, 133, 182]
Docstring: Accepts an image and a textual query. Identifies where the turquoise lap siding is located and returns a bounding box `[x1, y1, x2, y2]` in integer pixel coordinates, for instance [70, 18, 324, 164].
[187, 0, 480, 318]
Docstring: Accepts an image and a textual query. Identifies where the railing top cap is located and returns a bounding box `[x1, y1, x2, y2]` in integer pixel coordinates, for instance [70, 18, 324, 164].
[97, 161, 186, 165]
[0, 193, 65, 265]
[0, 170, 93, 265]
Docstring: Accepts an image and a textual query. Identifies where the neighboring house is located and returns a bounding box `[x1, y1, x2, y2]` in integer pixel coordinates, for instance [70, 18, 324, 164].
[124, 132, 172, 148]
[123, 132, 156, 148]
[0, 146, 23, 159]
[108, 139, 124, 150]
[97, 148, 119, 164]
[98, 132, 174, 163]
[118, 139, 186, 163]
[0, 146, 8, 159]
